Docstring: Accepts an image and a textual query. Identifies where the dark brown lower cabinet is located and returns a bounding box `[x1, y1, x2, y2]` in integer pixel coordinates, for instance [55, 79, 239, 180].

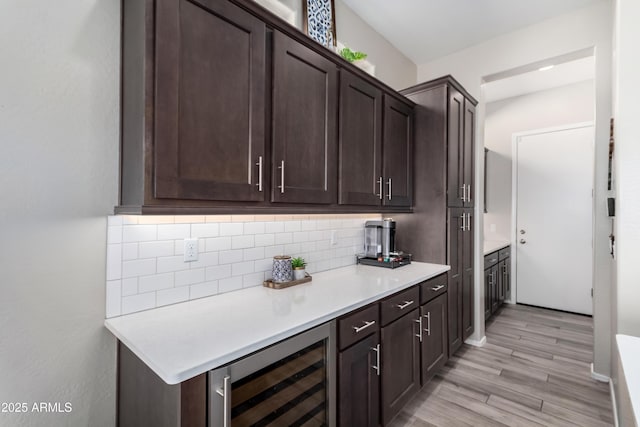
[420, 293, 448, 384]
[338, 332, 380, 427]
[484, 267, 492, 320]
[381, 308, 421, 425]
[485, 247, 511, 321]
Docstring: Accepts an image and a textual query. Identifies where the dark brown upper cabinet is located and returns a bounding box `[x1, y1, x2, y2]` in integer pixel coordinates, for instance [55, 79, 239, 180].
[463, 100, 476, 208]
[271, 30, 338, 204]
[338, 70, 383, 206]
[382, 96, 413, 207]
[447, 88, 465, 208]
[154, 0, 266, 202]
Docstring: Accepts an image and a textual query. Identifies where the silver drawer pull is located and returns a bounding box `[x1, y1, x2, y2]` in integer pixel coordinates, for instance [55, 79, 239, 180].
[371, 344, 380, 376]
[424, 312, 431, 336]
[353, 320, 376, 333]
[396, 300, 414, 310]
[415, 317, 423, 342]
[430, 285, 445, 292]
[377, 177, 383, 200]
[255, 156, 263, 192]
[277, 160, 285, 193]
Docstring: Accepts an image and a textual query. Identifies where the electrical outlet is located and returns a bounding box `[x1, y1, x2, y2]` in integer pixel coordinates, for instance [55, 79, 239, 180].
[330, 230, 338, 246]
[184, 238, 198, 262]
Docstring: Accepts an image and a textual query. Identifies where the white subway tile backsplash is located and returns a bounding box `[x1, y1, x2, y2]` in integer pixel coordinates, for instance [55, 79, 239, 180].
[156, 287, 190, 306]
[106, 244, 122, 281]
[122, 243, 138, 261]
[244, 222, 265, 235]
[157, 255, 188, 273]
[254, 233, 275, 247]
[232, 235, 255, 249]
[190, 281, 219, 299]
[139, 273, 174, 293]
[191, 223, 220, 238]
[122, 278, 138, 296]
[243, 247, 264, 261]
[106, 280, 122, 318]
[232, 261, 254, 276]
[219, 249, 244, 265]
[123, 225, 157, 242]
[206, 237, 232, 252]
[175, 268, 205, 287]
[188, 251, 219, 268]
[122, 258, 155, 278]
[157, 224, 190, 240]
[206, 264, 232, 281]
[219, 276, 243, 294]
[106, 214, 377, 317]
[122, 292, 156, 315]
[219, 222, 243, 236]
[139, 240, 175, 259]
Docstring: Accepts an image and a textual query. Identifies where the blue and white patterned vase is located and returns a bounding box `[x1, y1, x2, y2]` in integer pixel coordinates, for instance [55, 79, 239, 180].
[272, 256, 293, 283]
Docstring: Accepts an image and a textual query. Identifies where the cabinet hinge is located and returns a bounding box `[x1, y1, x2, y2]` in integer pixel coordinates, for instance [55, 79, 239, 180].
[591, 288, 594, 298]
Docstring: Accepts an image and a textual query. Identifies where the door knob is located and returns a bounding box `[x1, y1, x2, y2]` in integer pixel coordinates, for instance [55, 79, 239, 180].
[520, 230, 526, 234]
[520, 239, 526, 244]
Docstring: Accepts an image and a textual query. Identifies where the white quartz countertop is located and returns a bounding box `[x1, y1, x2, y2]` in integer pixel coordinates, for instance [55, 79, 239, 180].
[105, 262, 450, 384]
[617, 334, 640, 423]
[484, 240, 510, 255]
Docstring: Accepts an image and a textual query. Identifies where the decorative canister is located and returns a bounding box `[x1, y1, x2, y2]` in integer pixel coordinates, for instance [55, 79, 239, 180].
[272, 256, 293, 283]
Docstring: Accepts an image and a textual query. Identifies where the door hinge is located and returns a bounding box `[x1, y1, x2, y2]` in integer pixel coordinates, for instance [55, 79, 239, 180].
[591, 288, 593, 298]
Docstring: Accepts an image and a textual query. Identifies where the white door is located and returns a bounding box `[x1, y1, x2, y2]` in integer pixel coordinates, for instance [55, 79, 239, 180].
[514, 124, 593, 315]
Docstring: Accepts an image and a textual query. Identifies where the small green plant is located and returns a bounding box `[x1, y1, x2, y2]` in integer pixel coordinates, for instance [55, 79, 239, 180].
[339, 47, 367, 63]
[291, 257, 306, 268]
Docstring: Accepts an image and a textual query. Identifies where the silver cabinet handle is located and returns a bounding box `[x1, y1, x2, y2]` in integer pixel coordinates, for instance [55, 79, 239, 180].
[255, 156, 263, 192]
[277, 160, 285, 193]
[216, 375, 231, 427]
[353, 320, 376, 333]
[396, 300, 414, 310]
[371, 344, 380, 376]
[424, 311, 431, 336]
[490, 258, 498, 263]
[467, 184, 471, 202]
[467, 214, 472, 231]
[387, 178, 392, 200]
[461, 184, 467, 202]
[461, 213, 466, 231]
[377, 177, 383, 200]
[415, 316, 423, 342]
[430, 285, 445, 292]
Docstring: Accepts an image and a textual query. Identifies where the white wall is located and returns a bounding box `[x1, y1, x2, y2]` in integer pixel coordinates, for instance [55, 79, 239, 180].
[334, 0, 417, 90]
[612, 0, 640, 418]
[0, 1, 119, 425]
[484, 81, 595, 240]
[417, 1, 613, 376]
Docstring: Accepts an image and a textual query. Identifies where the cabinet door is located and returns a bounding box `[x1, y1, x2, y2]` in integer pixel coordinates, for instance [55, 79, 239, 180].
[447, 208, 463, 355]
[421, 294, 448, 385]
[272, 31, 338, 204]
[338, 332, 380, 427]
[338, 71, 383, 205]
[154, 0, 266, 202]
[484, 268, 492, 320]
[463, 99, 476, 208]
[381, 310, 420, 425]
[462, 208, 474, 340]
[382, 96, 413, 207]
[447, 88, 465, 207]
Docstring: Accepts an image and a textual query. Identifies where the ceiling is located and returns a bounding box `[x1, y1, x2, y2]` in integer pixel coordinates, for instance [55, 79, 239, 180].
[340, 0, 606, 64]
[483, 56, 595, 103]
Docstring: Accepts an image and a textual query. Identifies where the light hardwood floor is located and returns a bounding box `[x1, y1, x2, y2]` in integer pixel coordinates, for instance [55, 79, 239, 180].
[390, 304, 614, 427]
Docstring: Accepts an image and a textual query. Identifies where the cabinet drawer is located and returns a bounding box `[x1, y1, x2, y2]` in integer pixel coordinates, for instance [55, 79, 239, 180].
[499, 246, 510, 260]
[338, 304, 379, 350]
[484, 251, 499, 270]
[420, 273, 448, 304]
[380, 286, 420, 326]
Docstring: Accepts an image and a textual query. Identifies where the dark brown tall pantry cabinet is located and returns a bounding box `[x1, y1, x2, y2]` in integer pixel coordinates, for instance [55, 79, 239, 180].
[395, 76, 477, 356]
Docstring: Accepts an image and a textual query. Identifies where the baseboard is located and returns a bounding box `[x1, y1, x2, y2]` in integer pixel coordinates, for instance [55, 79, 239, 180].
[464, 335, 486, 347]
[610, 378, 619, 427]
[591, 363, 610, 382]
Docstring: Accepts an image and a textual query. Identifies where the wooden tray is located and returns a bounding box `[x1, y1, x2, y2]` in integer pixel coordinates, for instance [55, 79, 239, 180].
[263, 274, 312, 289]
